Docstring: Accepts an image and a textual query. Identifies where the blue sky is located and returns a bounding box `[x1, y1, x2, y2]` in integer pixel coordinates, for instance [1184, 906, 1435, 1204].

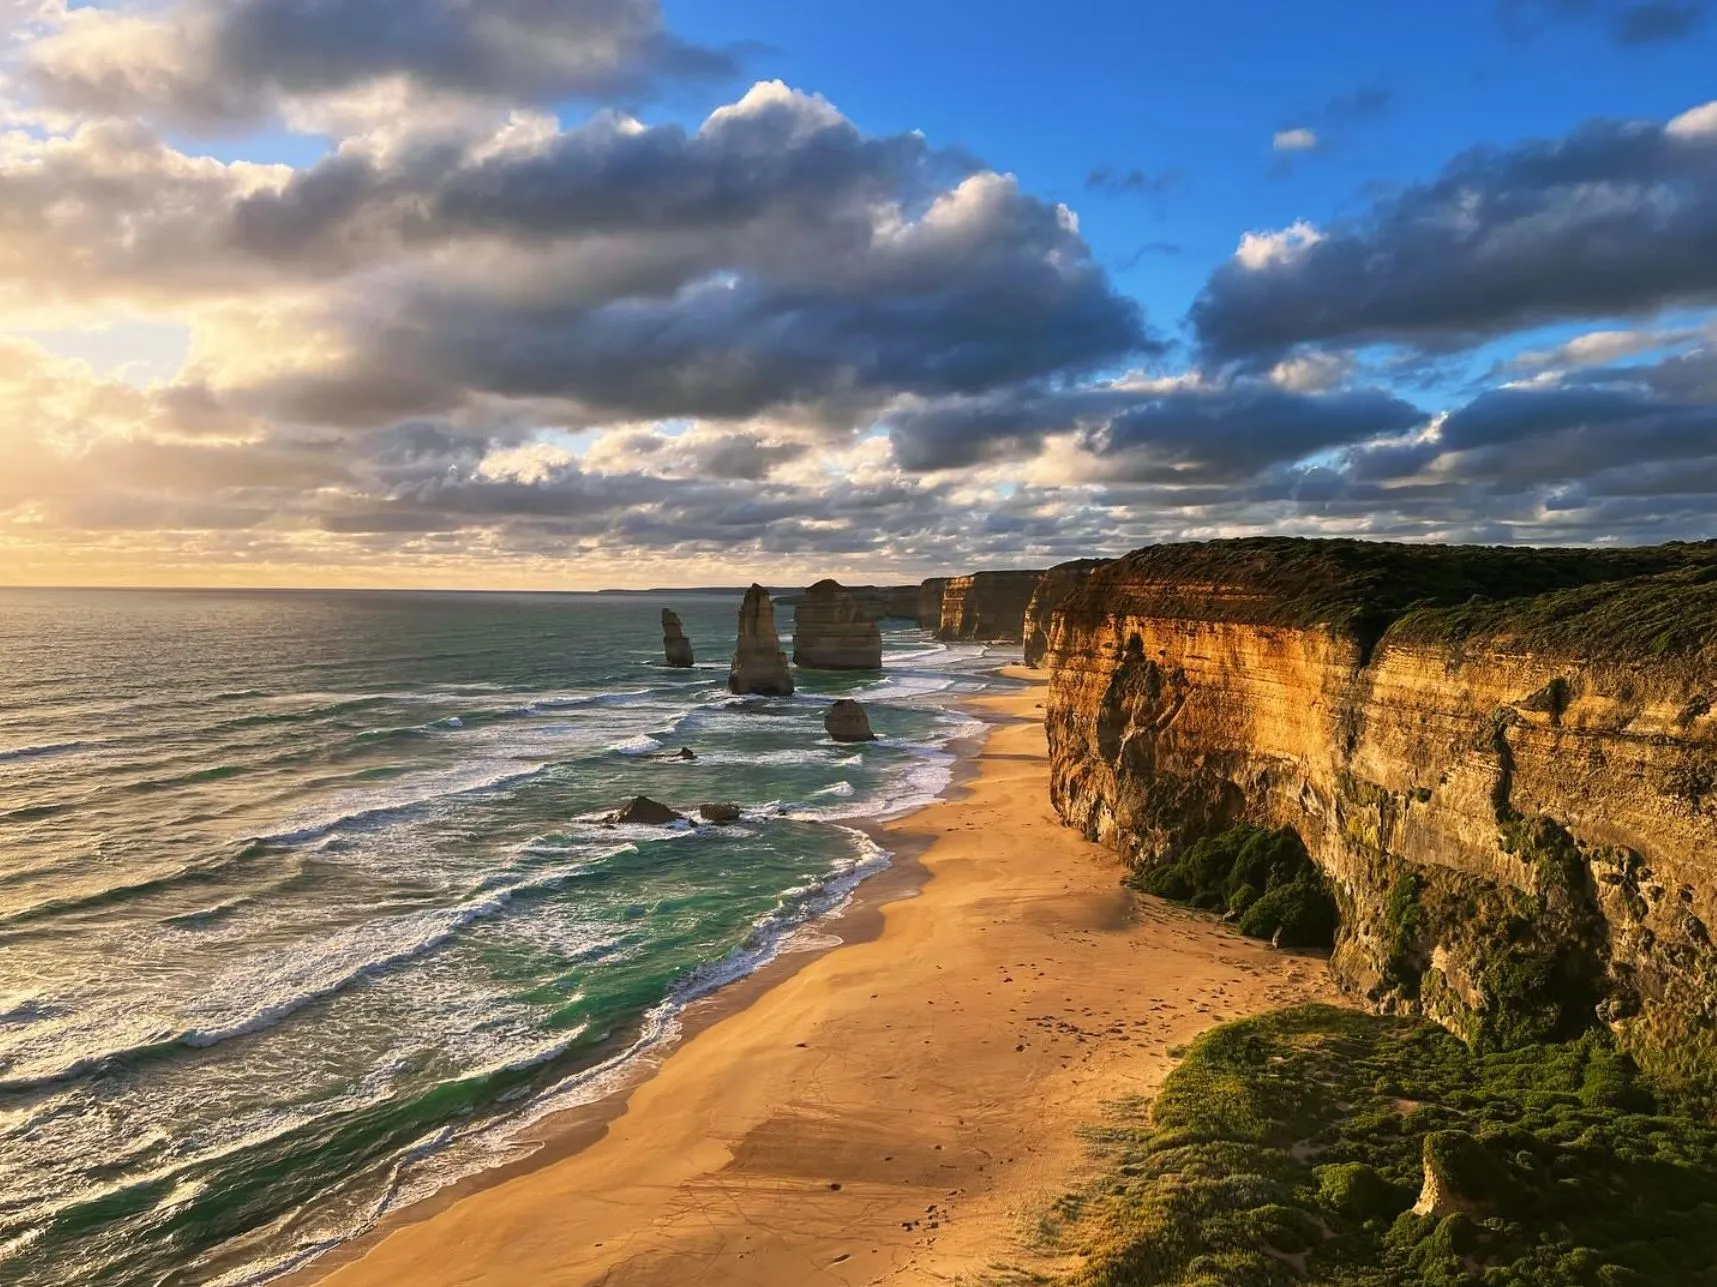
[1, 0, 1715, 586]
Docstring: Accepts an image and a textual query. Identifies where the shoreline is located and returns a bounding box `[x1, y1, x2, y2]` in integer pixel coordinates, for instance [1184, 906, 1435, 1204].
[296, 669, 1341, 1287]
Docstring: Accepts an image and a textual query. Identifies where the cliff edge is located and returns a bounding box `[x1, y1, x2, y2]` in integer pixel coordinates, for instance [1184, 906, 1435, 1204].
[937, 569, 1043, 643]
[1042, 537, 1717, 1090]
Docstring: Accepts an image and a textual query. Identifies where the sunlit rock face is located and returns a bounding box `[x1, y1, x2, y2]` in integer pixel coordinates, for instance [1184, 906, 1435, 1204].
[1041, 537, 1717, 1091]
[936, 570, 1043, 643]
[729, 584, 794, 696]
[1023, 559, 1110, 667]
[792, 579, 882, 670]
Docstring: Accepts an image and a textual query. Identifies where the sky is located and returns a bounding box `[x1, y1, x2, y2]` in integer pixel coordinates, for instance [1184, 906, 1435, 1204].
[1, 0, 1715, 588]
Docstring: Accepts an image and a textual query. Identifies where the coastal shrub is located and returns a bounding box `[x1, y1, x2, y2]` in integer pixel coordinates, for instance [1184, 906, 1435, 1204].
[1028, 1005, 1717, 1287]
[1129, 825, 1338, 949]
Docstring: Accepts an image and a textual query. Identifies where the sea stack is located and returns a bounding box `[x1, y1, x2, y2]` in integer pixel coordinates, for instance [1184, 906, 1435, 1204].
[792, 579, 882, 670]
[661, 609, 694, 668]
[728, 584, 794, 696]
[824, 699, 875, 742]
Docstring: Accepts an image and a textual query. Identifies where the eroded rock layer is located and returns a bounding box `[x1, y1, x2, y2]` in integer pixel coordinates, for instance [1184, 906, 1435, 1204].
[1023, 558, 1111, 666]
[793, 579, 882, 669]
[729, 584, 794, 696]
[936, 570, 1043, 642]
[1042, 538, 1717, 1089]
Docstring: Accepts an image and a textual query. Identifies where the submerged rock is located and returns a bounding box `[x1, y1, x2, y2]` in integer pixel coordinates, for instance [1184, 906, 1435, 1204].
[825, 698, 876, 742]
[606, 795, 684, 826]
[699, 802, 742, 824]
[729, 584, 794, 696]
[793, 579, 882, 670]
[661, 608, 694, 668]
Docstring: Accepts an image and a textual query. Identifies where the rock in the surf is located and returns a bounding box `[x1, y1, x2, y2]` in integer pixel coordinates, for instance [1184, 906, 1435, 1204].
[661, 609, 694, 668]
[664, 746, 696, 761]
[792, 579, 882, 670]
[825, 699, 876, 742]
[728, 584, 794, 696]
[698, 802, 742, 824]
[607, 795, 684, 825]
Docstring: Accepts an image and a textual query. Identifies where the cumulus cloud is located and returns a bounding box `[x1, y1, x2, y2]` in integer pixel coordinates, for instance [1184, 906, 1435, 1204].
[21, 0, 735, 130]
[1193, 103, 1717, 365]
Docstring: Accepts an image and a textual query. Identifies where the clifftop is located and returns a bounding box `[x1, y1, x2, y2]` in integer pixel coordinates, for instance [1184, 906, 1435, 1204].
[1060, 536, 1717, 646]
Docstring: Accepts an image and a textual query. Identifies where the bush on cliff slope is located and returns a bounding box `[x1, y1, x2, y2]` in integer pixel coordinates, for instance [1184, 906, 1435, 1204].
[1028, 1006, 1717, 1287]
[1130, 825, 1338, 948]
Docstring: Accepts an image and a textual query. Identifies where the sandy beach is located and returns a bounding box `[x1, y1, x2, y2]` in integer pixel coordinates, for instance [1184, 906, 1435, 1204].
[305, 671, 1340, 1287]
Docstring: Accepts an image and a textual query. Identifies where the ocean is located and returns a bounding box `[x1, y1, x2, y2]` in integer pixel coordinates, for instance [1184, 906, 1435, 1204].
[0, 588, 1007, 1286]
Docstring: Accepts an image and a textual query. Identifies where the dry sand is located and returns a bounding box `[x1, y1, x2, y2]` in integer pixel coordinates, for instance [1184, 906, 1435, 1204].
[306, 671, 1339, 1287]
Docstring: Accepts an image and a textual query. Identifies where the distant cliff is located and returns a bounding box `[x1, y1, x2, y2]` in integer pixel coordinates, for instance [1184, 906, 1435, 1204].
[937, 570, 1043, 643]
[916, 578, 947, 631]
[1023, 559, 1110, 666]
[1041, 538, 1717, 1091]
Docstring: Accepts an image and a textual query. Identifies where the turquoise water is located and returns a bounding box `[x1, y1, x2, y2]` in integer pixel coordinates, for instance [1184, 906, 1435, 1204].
[0, 588, 1006, 1286]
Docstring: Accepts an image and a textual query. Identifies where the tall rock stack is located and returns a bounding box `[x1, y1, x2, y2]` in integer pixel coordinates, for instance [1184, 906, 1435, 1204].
[792, 579, 883, 670]
[661, 609, 694, 668]
[728, 584, 795, 696]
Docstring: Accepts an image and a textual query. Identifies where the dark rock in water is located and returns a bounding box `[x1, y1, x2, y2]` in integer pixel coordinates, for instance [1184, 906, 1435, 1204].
[699, 802, 742, 823]
[606, 795, 684, 826]
[825, 698, 876, 742]
[729, 584, 794, 695]
[661, 608, 694, 668]
[667, 746, 696, 761]
[793, 579, 883, 670]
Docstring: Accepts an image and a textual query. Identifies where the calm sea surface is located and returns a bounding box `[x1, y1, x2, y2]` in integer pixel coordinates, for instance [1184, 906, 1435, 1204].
[0, 588, 1007, 1286]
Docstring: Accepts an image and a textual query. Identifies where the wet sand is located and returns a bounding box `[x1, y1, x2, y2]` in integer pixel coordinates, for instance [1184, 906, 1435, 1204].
[305, 670, 1339, 1286]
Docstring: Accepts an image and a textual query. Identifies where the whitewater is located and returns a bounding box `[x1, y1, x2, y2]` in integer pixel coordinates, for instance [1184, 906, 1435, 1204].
[0, 587, 1007, 1287]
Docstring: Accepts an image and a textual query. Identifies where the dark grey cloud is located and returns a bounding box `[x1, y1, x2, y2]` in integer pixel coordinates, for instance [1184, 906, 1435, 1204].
[887, 381, 1426, 477]
[1085, 167, 1184, 196]
[27, 0, 736, 128]
[1324, 83, 1394, 123]
[1497, 0, 1706, 44]
[1192, 107, 1717, 365]
[1614, 1, 1705, 43]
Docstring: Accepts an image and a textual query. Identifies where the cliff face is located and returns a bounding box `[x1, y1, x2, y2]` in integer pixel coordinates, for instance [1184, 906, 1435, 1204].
[793, 579, 883, 669]
[1043, 539, 1717, 1089]
[729, 584, 794, 696]
[937, 570, 1043, 643]
[1023, 559, 1110, 666]
[917, 578, 947, 631]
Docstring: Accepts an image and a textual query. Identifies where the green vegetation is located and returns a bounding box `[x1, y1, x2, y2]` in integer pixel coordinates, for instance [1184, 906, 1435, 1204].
[1128, 825, 1337, 948]
[1029, 1006, 1717, 1287]
[1391, 562, 1717, 664]
[1061, 537, 1717, 653]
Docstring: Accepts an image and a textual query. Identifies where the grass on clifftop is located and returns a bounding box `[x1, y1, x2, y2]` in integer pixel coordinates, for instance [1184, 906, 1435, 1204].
[1022, 1005, 1717, 1287]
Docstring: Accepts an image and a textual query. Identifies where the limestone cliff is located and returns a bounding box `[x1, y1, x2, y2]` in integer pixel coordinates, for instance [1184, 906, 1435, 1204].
[1023, 559, 1110, 667]
[1042, 538, 1717, 1089]
[729, 584, 794, 696]
[845, 585, 920, 622]
[793, 579, 883, 670]
[661, 608, 694, 668]
[937, 570, 1043, 643]
[917, 578, 947, 631]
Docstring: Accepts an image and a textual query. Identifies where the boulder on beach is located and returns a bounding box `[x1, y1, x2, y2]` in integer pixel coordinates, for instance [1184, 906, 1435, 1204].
[825, 698, 876, 742]
[698, 802, 742, 824]
[728, 584, 794, 696]
[606, 796, 684, 826]
[661, 609, 694, 668]
[792, 579, 882, 670]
